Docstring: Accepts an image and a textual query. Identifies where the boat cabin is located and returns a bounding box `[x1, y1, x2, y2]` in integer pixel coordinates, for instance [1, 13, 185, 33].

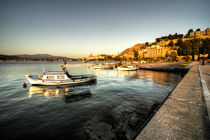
[42, 71, 69, 80]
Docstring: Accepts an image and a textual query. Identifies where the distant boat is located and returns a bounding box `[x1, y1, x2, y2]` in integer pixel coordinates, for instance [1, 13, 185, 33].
[117, 65, 139, 71]
[93, 63, 114, 69]
[25, 64, 96, 86]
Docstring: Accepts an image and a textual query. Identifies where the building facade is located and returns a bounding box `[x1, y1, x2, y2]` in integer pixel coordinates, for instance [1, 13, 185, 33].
[138, 45, 177, 58]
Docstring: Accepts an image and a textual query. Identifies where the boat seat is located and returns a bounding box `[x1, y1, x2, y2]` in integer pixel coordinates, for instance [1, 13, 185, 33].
[29, 75, 42, 80]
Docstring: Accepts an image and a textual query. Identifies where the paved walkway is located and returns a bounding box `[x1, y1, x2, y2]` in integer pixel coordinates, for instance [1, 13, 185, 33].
[136, 64, 209, 140]
[199, 63, 210, 125]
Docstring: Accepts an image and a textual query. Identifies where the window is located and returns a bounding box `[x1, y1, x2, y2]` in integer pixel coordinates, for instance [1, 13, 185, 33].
[57, 76, 65, 79]
[47, 76, 54, 79]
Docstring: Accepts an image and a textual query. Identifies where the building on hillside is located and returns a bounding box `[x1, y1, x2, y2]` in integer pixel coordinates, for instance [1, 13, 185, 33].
[190, 32, 195, 37]
[190, 28, 210, 38]
[138, 45, 177, 58]
[86, 55, 95, 60]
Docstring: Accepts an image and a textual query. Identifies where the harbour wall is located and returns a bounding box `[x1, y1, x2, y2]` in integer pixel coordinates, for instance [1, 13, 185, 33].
[139, 62, 190, 72]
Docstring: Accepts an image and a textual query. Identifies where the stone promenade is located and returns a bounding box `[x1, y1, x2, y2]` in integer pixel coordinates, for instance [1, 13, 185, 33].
[135, 64, 210, 140]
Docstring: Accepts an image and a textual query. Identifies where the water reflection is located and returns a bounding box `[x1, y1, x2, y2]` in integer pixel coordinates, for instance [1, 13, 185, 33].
[116, 70, 137, 77]
[63, 89, 92, 103]
[28, 86, 70, 99]
[117, 70, 181, 83]
[27, 81, 96, 102]
[128, 70, 171, 82]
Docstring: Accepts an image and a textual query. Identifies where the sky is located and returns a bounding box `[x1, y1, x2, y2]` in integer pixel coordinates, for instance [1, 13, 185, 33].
[0, 0, 209, 58]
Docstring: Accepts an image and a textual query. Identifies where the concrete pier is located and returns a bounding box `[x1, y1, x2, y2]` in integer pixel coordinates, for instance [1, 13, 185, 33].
[139, 62, 190, 72]
[135, 64, 210, 140]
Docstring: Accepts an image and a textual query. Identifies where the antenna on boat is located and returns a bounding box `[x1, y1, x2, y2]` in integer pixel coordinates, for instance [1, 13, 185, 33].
[42, 68, 46, 74]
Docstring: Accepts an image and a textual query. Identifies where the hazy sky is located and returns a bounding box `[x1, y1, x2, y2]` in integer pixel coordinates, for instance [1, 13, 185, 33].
[0, 0, 209, 58]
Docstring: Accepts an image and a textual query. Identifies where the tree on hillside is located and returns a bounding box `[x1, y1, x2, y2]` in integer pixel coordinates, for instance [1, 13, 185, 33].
[151, 42, 157, 45]
[196, 28, 201, 31]
[182, 41, 192, 56]
[176, 39, 192, 58]
[199, 39, 210, 64]
[190, 39, 200, 61]
[176, 39, 185, 55]
[181, 41, 192, 62]
[205, 39, 210, 59]
[174, 33, 178, 37]
[105, 55, 112, 61]
[133, 50, 139, 61]
[168, 40, 174, 47]
[186, 29, 194, 35]
[156, 38, 160, 42]
[168, 34, 173, 40]
[177, 47, 182, 56]
[171, 52, 178, 61]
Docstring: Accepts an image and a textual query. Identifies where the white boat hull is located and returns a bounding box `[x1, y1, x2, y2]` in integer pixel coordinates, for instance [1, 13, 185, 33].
[117, 67, 138, 71]
[25, 75, 96, 86]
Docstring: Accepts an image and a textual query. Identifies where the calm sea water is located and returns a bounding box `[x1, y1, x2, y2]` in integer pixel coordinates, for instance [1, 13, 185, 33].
[0, 62, 184, 140]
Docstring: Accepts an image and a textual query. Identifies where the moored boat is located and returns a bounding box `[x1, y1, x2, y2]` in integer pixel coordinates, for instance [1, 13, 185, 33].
[93, 63, 114, 69]
[117, 65, 139, 71]
[25, 64, 96, 86]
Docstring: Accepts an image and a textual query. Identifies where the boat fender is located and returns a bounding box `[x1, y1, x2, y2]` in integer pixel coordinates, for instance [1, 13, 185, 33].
[23, 82, 27, 88]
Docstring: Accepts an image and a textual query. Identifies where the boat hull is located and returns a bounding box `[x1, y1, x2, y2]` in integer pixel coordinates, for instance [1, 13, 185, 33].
[25, 75, 97, 86]
[117, 67, 138, 71]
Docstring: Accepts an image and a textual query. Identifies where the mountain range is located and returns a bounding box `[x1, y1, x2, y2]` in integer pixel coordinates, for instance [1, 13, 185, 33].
[0, 54, 70, 60]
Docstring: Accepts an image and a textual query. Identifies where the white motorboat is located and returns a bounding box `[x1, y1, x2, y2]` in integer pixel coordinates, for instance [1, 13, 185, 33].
[25, 64, 96, 86]
[117, 65, 139, 71]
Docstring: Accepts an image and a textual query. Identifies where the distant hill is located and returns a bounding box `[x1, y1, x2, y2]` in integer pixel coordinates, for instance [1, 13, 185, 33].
[0, 54, 70, 61]
[120, 43, 145, 56]
[0, 55, 20, 60]
[15, 54, 68, 59]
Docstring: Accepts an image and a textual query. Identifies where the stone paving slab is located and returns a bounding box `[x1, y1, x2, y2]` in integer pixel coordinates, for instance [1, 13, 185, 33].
[136, 64, 208, 140]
